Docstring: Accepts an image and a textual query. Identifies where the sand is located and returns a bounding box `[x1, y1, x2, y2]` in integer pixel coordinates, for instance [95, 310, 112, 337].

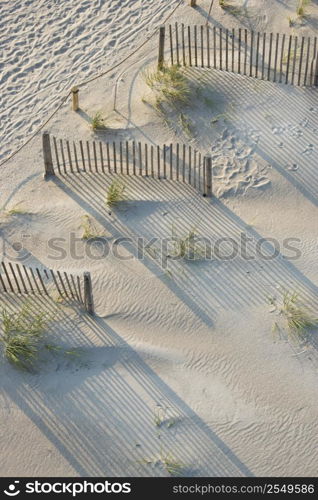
[1, 0, 318, 477]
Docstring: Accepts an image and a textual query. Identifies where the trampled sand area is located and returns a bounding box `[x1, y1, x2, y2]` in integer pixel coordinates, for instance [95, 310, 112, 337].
[1, 0, 318, 477]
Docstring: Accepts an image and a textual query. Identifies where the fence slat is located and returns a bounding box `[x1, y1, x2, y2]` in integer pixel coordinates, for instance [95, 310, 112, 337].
[268, 33, 273, 81]
[60, 139, 67, 174]
[188, 25, 192, 66]
[182, 144, 186, 183]
[255, 32, 260, 78]
[182, 23, 186, 66]
[285, 35, 292, 84]
[214, 27, 217, 69]
[126, 141, 129, 175]
[250, 31, 254, 77]
[261, 32, 266, 80]
[66, 140, 73, 174]
[30, 267, 42, 294]
[92, 141, 97, 173]
[291, 36, 298, 86]
[279, 33, 286, 84]
[99, 142, 105, 173]
[0, 271, 7, 292]
[50, 269, 63, 298]
[151, 145, 154, 178]
[36, 268, 48, 295]
[169, 24, 174, 65]
[231, 28, 235, 73]
[71, 274, 81, 303]
[79, 140, 86, 172]
[2, 263, 14, 293]
[73, 142, 80, 173]
[244, 29, 247, 75]
[113, 142, 117, 173]
[170, 144, 173, 180]
[87, 141, 92, 172]
[16, 263, 28, 294]
[120, 141, 123, 174]
[64, 271, 75, 300]
[163, 144, 167, 179]
[309, 37, 316, 86]
[53, 137, 61, 175]
[176, 143, 179, 181]
[304, 37, 311, 86]
[77, 275, 84, 304]
[201, 25, 204, 67]
[139, 142, 142, 176]
[107, 142, 111, 172]
[132, 141, 136, 176]
[207, 25, 210, 68]
[225, 29, 229, 72]
[175, 22, 180, 66]
[194, 25, 198, 67]
[145, 143, 148, 176]
[8, 262, 21, 294]
[57, 270, 69, 298]
[298, 36, 305, 86]
[157, 145, 161, 179]
[23, 265, 34, 293]
[273, 33, 279, 82]
[238, 28, 241, 74]
[219, 28, 223, 70]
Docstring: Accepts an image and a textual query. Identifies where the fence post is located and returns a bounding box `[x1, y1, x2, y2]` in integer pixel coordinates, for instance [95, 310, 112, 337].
[42, 132, 55, 179]
[190, 0, 197, 6]
[158, 26, 165, 70]
[204, 155, 212, 197]
[71, 86, 79, 111]
[83, 272, 94, 315]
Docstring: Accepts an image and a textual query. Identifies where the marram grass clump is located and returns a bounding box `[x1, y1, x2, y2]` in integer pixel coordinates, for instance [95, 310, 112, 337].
[81, 214, 105, 240]
[0, 303, 49, 371]
[268, 291, 318, 344]
[91, 112, 105, 130]
[143, 65, 190, 107]
[106, 180, 126, 207]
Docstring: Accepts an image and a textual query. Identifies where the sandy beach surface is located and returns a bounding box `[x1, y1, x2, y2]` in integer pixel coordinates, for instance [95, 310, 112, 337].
[1, 0, 318, 477]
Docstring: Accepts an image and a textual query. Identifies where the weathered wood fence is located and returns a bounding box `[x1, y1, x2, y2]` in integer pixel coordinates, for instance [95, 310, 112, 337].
[158, 24, 318, 87]
[42, 133, 213, 197]
[0, 261, 94, 314]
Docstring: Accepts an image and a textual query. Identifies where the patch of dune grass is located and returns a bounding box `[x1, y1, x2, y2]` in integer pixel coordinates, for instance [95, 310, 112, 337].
[106, 180, 126, 208]
[0, 303, 49, 371]
[91, 112, 106, 130]
[81, 214, 105, 240]
[296, 0, 311, 18]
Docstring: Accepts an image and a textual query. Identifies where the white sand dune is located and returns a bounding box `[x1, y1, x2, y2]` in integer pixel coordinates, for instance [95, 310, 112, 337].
[1, 0, 318, 478]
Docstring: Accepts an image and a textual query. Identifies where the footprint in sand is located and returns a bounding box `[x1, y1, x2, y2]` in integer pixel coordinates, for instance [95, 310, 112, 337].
[302, 144, 314, 155]
[286, 163, 299, 171]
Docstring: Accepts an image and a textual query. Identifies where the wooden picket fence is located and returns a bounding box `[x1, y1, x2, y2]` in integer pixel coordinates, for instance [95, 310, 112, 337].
[42, 133, 213, 196]
[158, 24, 318, 87]
[0, 261, 94, 314]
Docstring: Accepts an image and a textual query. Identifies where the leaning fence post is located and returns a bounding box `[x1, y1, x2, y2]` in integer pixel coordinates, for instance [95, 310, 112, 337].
[190, 0, 197, 6]
[158, 26, 165, 70]
[42, 132, 55, 179]
[204, 154, 212, 197]
[71, 86, 79, 111]
[83, 272, 94, 315]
